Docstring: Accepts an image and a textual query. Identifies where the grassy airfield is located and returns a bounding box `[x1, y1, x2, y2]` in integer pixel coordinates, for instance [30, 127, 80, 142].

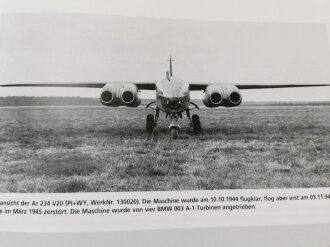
[0, 104, 329, 192]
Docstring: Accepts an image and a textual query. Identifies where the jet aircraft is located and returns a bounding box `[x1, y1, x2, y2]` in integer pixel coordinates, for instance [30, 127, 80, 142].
[1, 56, 330, 139]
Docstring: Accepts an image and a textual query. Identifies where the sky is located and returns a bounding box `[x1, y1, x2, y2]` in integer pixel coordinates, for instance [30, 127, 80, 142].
[0, 0, 330, 101]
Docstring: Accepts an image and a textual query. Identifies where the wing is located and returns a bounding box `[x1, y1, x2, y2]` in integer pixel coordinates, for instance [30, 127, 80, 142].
[189, 82, 330, 91]
[236, 84, 330, 90]
[0, 81, 156, 90]
[2, 81, 330, 91]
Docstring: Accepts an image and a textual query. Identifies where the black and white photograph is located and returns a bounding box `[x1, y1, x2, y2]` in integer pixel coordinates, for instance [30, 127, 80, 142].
[0, 1, 330, 194]
[0, 1, 330, 246]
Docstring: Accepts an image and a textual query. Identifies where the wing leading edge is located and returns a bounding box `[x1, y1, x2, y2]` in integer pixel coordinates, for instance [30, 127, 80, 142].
[0, 82, 156, 90]
[1, 82, 330, 91]
[189, 83, 330, 91]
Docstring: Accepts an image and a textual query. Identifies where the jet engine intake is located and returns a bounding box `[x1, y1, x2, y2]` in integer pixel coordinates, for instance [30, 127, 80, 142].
[229, 91, 242, 105]
[210, 92, 223, 105]
[100, 91, 113, 104]
[121, 91, 134, 104]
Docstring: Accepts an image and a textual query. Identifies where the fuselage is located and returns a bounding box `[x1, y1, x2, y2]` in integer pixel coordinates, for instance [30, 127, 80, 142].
[156, 76, 190, 113]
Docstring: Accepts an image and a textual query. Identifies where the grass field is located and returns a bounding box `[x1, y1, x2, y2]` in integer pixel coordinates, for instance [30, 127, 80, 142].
[0, 104, 329, 192]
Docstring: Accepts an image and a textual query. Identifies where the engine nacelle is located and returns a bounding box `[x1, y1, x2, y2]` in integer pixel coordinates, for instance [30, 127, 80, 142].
[100, 83, 141, 107]
[203, 84, 242, 107]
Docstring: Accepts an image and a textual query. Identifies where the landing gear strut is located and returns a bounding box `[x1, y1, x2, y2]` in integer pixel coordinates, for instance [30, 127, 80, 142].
[154, 108, 159, 127]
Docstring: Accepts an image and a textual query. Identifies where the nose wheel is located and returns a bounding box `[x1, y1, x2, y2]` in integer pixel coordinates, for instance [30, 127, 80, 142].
[169, 114, 180, 139]
[170, 127, 179, 139]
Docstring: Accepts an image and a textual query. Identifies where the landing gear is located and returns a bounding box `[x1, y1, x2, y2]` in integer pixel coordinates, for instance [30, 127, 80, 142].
[186, 109, 201, 134]
[191, 114, 201, 133]
[145, 107, 159, 134]
[145, 101, 201, 138]
[146, 114, 154, 134]
[170, 127, 179, 139]
[169, 114, 180, 139]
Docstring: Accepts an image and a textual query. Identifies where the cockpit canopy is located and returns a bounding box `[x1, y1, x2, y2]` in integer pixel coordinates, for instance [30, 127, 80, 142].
[156, 77, 189, 98]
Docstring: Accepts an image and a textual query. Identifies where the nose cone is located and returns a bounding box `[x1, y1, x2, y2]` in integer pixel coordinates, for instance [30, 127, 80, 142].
[161, 97, 186, 112]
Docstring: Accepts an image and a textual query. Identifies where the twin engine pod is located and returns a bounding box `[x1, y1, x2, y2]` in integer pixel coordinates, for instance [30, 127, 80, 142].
[203, 84, 242, 107]
[100, 83, 141, 107]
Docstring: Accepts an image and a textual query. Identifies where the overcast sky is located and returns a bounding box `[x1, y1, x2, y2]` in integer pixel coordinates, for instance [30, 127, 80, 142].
[0, 0, 330, 101]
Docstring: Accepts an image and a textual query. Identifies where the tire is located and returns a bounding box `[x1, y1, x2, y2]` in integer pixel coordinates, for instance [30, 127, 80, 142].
[192, 114, 202, 133]
[170, 127, 179, 139]
[146, 114, 154, 134]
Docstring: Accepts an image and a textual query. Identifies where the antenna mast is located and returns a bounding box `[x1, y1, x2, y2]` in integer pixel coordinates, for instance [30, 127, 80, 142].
[169, 55, 174, 77]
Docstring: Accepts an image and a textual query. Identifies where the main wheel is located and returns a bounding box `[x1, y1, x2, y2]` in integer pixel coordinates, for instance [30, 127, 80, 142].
[170, 127, 179, 139]
[192, 114, 202, 133]
[146, 114, 155, 134]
